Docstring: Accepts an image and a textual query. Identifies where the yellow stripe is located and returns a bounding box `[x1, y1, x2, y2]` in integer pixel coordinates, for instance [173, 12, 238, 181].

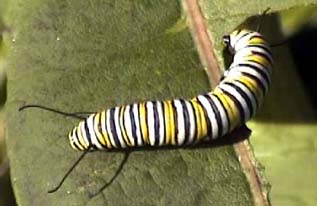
[163, 101, 171, 145]
[245, 53, 271, 68]
[77, 121, 88, 149]
[190, 99, 201, 141]
[68, 128, 80, 150]
[100, 111, 112, 149]
[232, 30, 240, 36]
[120, 106, 133, 146]
[139, 103, 149, 144]
[249, 36, 266, 45]
[169, 101, 177, 145]
[93, 113, 106, 147]
[165, 101, 175, 145]
[195, 98, 208, 140]
[213, 88, 240, 131]
[238, 75, 263, 104]
[68, 134, 77, 150]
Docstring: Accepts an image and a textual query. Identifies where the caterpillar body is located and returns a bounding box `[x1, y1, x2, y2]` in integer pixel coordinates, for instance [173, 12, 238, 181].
[68, 29, 273, 151]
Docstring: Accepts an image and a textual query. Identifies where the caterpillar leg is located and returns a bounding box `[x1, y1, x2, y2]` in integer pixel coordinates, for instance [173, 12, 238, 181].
[48, 147, 91, 193]
[90, 151, 130, 197]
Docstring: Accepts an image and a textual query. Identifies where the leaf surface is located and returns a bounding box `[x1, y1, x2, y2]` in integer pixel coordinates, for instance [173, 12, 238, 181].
[4, 0, 317, 205]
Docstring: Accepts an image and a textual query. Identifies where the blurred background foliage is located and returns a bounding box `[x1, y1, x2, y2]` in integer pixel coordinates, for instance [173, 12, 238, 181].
[1, 0, 13, 202]
[249, 5, 317, 206]
[0, 2, 316, 206]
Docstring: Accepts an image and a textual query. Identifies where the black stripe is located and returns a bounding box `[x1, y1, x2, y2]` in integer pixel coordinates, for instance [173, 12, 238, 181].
[196, 97, 212, 139]
[137, 104, 145, 145]
[249, 34, 265, 41]
[224, 82, 254, 118]
[215, 94, 231, 135]
[214, 95, 231, 133]
[94, 114, 107, 149]
[204, 94, 223, 138]
[251, 50, 273, 67]
[248, 59, 272, 74]
[129, 105, 138, 146]
[221, 86, 246, 122]
[238, 63, 270, 87]
[180, 100, 190, 145]
[241, 72, 266, 95]
[187, 101, 197, 144]
[120, 106, 130, 147]
[161, 101, 166, 145]
[103, 110, 112, 148]
[249, 34, 271, 51]
[246, 44, 273, 59]
[236, 79, 259, 108]
[237, 31, 252, 42]
[97, 113, 106, 148]
[152, 101, 160, 146]
[73, 129, 83, 150]
[109, 108, 121, 148]
[144, 103, 149, 145]
[83, 120, 92, 146]
[171, 100, 178, 145]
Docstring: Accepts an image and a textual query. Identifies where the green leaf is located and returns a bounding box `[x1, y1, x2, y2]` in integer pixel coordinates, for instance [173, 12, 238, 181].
[249, 7, 317, 206]
[4, 0, 317, 205]
[4, 1, 250, 205]
[197, 2, 317, 205]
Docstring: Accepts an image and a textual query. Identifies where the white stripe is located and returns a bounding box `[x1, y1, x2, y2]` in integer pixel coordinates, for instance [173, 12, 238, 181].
[120, 106, 132, 147]
[71, 127, 84, 150]
[243, 60, 271, 80]
[87, 114, 103, 149]
[174, 100, 185, 145]
[197, 95, 218, 140]
[124, 105, 135, 147]
[106, 109, 117, 148]
[77, 123, 87, 149]
[157, 101, 165, 146]
[233, 81, 257, 116]
[210, 94, 229, 137]
[114, 107, 126, 148]
[132, 104, 143, 146]
[231, 59, 271, 84]
[233, 46, 272, 66]
[242, 46, 273, 65]
[229, 65, 269, 93]
[237, 65, 269, 91]
[100, 111, 109, 148]
[146, 102, 155, 146]
[218, 84, 250, 121]
[233, 32, 254, 51]
[93, 114, 105, 149]
[80, 121, 90, 146]
[253, 60, 271, 81]
[185, 101, 195, 144]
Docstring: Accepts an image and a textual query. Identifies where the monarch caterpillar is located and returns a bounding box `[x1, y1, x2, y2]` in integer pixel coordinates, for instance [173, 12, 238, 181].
[19, 10, 273, 193]
[21, 29, 272, 151]
[71, 26, 272, 150]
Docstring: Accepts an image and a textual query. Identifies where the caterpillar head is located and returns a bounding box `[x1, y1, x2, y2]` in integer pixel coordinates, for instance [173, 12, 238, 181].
[223, 29, 259, 53]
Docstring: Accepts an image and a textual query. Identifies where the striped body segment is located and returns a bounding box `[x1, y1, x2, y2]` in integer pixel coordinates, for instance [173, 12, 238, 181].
[69, 99, 209, 150]
[69, 29, 273, 151]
